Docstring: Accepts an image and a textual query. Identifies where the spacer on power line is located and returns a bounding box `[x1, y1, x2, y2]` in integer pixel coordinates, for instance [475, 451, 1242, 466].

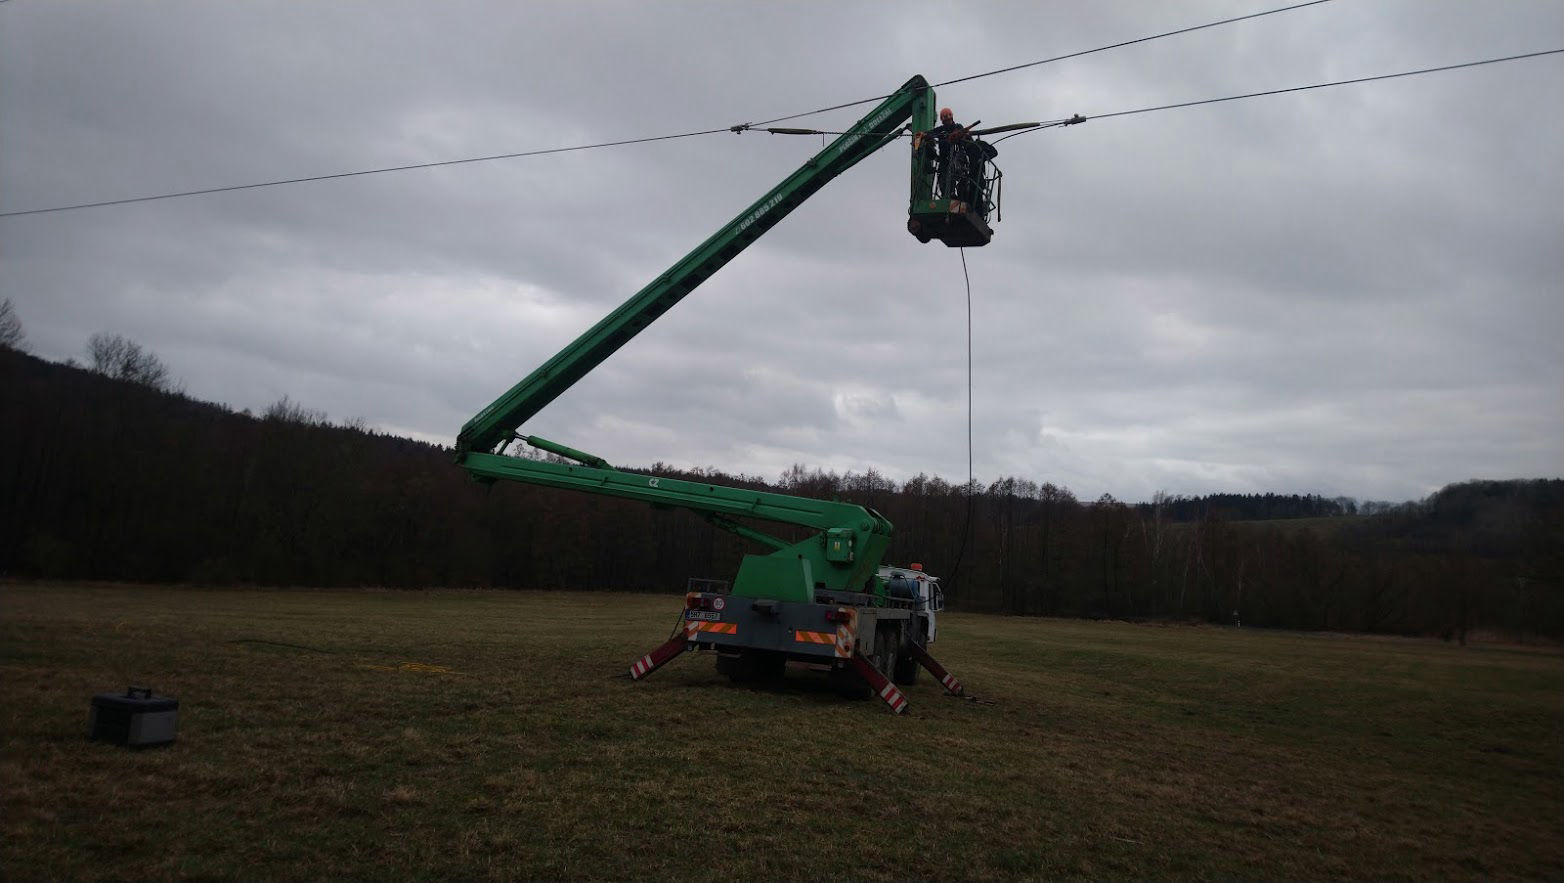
[1063, 113, 1088, 125]
[729, 123, 753, 134]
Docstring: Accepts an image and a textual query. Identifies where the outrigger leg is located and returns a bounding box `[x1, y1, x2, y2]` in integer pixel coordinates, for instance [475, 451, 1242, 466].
[903, 642, 965, 696]
[628, 632, 689, 680]
[847, 653, 909, 714]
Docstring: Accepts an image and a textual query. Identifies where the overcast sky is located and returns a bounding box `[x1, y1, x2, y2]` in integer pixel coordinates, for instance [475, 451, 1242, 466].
[3, 0, 1560, 504]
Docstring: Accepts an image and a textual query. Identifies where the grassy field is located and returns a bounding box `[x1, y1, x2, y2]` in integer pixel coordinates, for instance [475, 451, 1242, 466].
[2, 583, 1560, 880]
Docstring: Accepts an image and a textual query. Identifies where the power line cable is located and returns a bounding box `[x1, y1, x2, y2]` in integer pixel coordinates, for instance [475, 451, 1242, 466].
[939, 0, 1338, 88]
[1067, 48, 1564, 127]
[0, 0, 1339, 219]
[0, 127, 732, 219]
[7, 48, 1555, 220]
[978, 48, 1564, 150]
[764, 48, 1564, 149]
[746, 0, 1339, 128]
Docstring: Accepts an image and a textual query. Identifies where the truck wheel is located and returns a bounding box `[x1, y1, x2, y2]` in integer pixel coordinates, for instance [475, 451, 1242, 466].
[830, 625, 899, 699]
[877, 624, 900, 684]
[893, 619, 926, 685]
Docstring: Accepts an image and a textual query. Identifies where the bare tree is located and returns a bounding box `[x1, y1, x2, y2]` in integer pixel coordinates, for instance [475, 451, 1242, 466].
[86, 332, 175, 391]
[0, 298, 26, 351]
[264, 394, 329, 425]
[1140, 491, 1171, 612]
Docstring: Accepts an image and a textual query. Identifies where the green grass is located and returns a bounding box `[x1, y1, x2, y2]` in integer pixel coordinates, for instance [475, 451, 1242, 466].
[2, 583, 1560, 880]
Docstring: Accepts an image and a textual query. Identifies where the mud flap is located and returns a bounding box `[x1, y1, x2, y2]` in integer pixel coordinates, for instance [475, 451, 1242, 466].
[903, 641, 965, 696]
[847, 653, 909, 714]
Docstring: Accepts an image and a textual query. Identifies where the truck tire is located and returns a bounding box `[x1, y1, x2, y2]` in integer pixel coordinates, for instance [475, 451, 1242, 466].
[877, 623, 901, 684]
[830, 623, 901, 699]
[893, 618, 927, 685]
[830, 626, 893, 700]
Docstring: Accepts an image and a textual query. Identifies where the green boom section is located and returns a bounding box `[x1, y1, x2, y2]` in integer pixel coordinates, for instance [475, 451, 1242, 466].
[462, 452, 893, 599]
[456, 74, 932, 458]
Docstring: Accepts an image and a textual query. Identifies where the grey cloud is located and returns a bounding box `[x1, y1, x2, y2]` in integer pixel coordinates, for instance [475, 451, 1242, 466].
[3, 0, 1560, 505]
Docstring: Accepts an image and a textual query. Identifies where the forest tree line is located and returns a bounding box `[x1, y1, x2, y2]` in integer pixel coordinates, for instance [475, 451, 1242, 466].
[2, 344, 1560, 641]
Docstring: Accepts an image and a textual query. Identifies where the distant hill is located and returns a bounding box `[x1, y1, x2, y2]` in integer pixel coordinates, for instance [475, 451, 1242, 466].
[1138, 492, 1364, 522]
[2, 346, 1559, 639]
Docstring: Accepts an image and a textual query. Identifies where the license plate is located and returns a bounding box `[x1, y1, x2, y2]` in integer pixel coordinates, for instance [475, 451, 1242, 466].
[686, 610, 721, 621]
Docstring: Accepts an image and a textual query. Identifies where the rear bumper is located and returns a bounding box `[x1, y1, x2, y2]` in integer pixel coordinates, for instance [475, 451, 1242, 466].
[683, 597, 910, 660]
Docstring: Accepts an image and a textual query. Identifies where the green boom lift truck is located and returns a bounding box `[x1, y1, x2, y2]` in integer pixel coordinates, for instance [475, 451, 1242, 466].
[455, 75, 1009, 713]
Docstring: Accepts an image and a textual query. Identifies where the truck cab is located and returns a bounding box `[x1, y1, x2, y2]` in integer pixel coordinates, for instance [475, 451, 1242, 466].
[879, 563, 944, 644]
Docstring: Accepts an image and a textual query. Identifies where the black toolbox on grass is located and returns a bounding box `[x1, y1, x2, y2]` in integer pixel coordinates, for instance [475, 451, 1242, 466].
[89, 686, 178, 747]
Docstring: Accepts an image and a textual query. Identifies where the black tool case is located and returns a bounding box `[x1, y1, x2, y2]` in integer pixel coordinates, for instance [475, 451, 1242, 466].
[89, 686, 178, 747]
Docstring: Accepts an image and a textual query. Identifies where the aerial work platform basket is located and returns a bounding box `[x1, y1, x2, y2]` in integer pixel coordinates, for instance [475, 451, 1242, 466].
[907, 120, 1001, 248]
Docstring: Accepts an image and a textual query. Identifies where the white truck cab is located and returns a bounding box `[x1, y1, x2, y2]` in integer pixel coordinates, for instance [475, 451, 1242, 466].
[877, 563, 944, 643]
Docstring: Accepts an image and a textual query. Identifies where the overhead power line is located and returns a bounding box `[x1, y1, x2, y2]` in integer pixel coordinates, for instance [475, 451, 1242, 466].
[1084, 48, 1564, 124]
[938, 0, 1336, 88]
[7, 50, 1559, 220]
[0, 0, 1337, 219]
[0, 128, 733, 219]
[749, 0, 1339, 127]
[745, 50, 1564, 146]
[986, 48, 1564, 145]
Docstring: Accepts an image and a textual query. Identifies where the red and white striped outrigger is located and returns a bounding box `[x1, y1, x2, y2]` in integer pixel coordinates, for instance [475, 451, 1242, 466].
[902, 639, 965, 698]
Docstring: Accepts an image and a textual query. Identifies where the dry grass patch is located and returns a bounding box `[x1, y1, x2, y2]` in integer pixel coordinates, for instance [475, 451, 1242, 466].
[2, 583, 1560, 880]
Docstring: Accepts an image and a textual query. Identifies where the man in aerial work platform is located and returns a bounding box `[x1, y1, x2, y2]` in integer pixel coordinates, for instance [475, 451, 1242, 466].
[930, 106, 964, 145]
[926, 107, 993, 211]
[927, 107, 966, 198]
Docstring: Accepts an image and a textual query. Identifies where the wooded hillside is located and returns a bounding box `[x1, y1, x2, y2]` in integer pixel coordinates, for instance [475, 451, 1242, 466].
[3, 347, 1559, 640]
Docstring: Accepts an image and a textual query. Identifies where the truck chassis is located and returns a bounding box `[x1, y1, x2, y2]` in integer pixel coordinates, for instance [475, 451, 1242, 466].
[629, 585, 965, 714]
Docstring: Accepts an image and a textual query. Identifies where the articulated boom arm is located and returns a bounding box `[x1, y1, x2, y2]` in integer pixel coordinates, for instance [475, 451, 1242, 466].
[456, 75, 933, 459]
[461, 451, 893, 598]
[457, 76, 964, 602]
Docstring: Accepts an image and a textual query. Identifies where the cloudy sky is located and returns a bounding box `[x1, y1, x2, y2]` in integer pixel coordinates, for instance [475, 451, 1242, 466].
[3, 0, 1561, 504]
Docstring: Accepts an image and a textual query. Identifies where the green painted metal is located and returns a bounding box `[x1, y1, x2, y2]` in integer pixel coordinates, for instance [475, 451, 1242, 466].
[454, 74, 993, 604]
[519, 435, 609, 469]
[700, 513, 790, 553]
[461, 452, 891, 598]
[457, 74, 935, 460]
[907, 86, 938, 211]
[732, 556, 814, 604]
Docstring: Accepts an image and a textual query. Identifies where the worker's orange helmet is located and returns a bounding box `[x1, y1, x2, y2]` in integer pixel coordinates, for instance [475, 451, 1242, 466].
[939, 107, 954, 121]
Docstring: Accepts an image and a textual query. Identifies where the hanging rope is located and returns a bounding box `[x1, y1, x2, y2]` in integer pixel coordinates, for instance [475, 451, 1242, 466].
[946, 248, 977, 593]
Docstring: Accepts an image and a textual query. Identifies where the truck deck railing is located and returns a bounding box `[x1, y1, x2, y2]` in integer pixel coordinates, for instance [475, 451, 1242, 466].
[687, 577, 730, 595]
